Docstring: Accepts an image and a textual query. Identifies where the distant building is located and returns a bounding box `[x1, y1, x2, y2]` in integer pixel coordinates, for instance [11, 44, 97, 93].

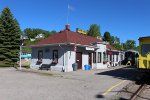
[106, 44, 125, 66]
[21, 52, 32, 59]
[35, 33, 45, 39]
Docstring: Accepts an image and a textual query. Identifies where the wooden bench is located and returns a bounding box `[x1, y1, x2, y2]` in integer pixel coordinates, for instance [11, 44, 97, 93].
[39, 64, 51, 70]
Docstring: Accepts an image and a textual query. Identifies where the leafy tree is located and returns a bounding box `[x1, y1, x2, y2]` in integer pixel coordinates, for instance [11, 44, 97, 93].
[114, 36, 120, 44]
[103, 31, 111, 42]
[24, 28, 56, 38]
[110, 36, 115, 45]
[135, 46, 140, 52]
[87, 24, 101, 37]
[112, 43, 122, 50]
[123, 40, 136, 50]
[51, 30, 56, 34]
[24, 28, 36, 39]
[0, 7, 21, 66]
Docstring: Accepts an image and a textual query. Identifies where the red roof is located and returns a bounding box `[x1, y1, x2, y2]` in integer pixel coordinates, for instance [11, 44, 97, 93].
[34, 28, 102, 46]
[106, 44, 118, 50]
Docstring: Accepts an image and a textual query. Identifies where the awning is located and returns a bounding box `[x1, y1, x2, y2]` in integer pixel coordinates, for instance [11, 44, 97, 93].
[107, 50, 119, 55]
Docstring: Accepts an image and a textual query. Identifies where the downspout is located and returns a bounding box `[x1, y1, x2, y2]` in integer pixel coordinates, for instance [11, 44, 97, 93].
[59, 44, 65, 72]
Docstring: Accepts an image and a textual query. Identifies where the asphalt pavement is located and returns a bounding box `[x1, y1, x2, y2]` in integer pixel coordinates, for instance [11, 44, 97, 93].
[0, 66, 137, 100]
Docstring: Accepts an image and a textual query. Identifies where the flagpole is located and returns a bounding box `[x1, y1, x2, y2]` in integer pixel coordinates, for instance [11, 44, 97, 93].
[67, 4, 69, 24]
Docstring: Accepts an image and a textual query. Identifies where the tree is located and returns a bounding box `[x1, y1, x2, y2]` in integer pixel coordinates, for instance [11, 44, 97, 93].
[103, 31, 111, 42]
[123, 40, 136, 50]
[0, 17, 6, 61]
[114, 36, 120, 44]
[112, 43, 122, 50]
[0, 7, 21, 66]
[87, 24, 101, 37]
[135, 46, 140, 52]
[24, 28, 56, 38]
[110, 36, 115, 45]
[24, 28, 35, 39]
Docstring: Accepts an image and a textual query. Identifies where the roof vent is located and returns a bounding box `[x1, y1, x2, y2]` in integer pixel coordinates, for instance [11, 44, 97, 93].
[65, 24, 70, 31]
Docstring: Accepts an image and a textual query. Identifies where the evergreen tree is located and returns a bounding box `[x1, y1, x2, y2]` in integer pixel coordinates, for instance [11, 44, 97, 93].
[0, 17, 6, 61]
[0, 7, 21, 66]
[87, 24, 101, 37]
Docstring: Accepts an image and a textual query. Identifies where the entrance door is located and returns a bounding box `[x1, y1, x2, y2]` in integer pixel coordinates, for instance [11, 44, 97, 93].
[89, 53, 92, 66]
[110, 55, 112, 64]
[76, 52, 82, 69]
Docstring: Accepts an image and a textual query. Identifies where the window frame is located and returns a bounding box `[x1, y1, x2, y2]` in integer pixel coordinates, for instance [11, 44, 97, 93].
[93, 52, 96, 63]
[103, 52, 107, 62]
[98, 52, 102, 63]
[53, 50, 58, 63]
[38, 50, 43, 60]
[141, 44, 150, 56]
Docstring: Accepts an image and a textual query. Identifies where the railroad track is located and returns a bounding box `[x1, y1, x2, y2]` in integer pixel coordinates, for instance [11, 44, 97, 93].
[130, 84, 147, 100]
[115, 74, 150, 100]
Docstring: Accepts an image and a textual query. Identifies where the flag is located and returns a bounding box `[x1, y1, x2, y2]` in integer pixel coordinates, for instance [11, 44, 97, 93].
[68, 4, 74, 11]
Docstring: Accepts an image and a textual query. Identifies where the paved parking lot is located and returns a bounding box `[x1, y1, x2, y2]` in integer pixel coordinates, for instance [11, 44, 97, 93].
[0, 66, 136, 100]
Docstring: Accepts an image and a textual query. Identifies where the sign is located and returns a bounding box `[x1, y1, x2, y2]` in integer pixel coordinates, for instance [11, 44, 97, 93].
[76, 28, 87, 35]
[86, 47, 94, 51]
[107, 51, 112, 55]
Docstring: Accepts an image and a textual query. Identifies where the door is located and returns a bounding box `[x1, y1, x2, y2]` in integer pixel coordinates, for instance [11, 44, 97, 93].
[110, 55, 112, 64]
[89, 53, 92, 66]
[76, 52, 82, 69]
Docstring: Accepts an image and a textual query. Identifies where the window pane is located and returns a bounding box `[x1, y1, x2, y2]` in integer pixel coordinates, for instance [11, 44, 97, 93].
[98, 52, 101, 63]
[141, 44, 150, 56]
[53, 50, 58, 63]
[93, 52, 96, 63]
[103, 52, 107, 62]
[38, 50, 43, 60]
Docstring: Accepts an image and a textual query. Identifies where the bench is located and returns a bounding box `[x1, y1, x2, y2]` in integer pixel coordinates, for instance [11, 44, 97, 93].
[39, 64, 51, 70]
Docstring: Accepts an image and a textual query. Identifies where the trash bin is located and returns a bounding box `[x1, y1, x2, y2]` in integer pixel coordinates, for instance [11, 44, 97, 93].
[84, 65, 91, 71]
[72, 63, 78, 71]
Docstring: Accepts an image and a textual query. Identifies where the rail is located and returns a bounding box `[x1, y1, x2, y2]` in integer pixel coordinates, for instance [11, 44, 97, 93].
[130, 84, 147, 100]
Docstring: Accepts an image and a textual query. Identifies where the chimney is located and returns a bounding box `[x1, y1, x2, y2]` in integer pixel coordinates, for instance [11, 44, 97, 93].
[65, 24, 70, 31]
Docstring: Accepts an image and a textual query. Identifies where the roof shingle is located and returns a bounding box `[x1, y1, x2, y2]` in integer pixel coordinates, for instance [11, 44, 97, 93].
[34, 29, 102, 46]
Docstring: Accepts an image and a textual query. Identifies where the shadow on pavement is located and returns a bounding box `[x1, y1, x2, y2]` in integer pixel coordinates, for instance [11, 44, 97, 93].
[95, 66, 137, 81]
[95, 94, 104, 98]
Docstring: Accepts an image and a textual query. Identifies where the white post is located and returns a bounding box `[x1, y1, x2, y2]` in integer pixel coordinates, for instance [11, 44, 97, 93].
[19, 35, 22, 70]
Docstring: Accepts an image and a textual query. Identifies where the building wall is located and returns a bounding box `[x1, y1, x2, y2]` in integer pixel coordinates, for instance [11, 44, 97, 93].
[76, 47, 93, 70]
[31, 46, 65, 70]
[64, 46, 75, 72]
[31, 43, 109, 72]
[93, 43, 107, 69]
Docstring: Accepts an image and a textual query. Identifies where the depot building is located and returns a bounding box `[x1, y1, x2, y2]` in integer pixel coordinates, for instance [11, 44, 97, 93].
[30, 25, 123, 72]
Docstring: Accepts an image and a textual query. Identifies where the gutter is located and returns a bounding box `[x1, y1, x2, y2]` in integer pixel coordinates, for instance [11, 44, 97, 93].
[30, 42, 98, 49]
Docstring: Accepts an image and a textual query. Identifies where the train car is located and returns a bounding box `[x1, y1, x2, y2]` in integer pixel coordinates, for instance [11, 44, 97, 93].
[122, 50, 139, 66]
[138, 36, 150, 72]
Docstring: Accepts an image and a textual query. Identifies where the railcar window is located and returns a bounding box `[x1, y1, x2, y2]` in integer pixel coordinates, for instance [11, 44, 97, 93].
[141, 44, 150, 56]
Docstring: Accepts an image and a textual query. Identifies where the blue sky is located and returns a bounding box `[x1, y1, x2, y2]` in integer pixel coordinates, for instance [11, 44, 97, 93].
[1, 0, 150, 45]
